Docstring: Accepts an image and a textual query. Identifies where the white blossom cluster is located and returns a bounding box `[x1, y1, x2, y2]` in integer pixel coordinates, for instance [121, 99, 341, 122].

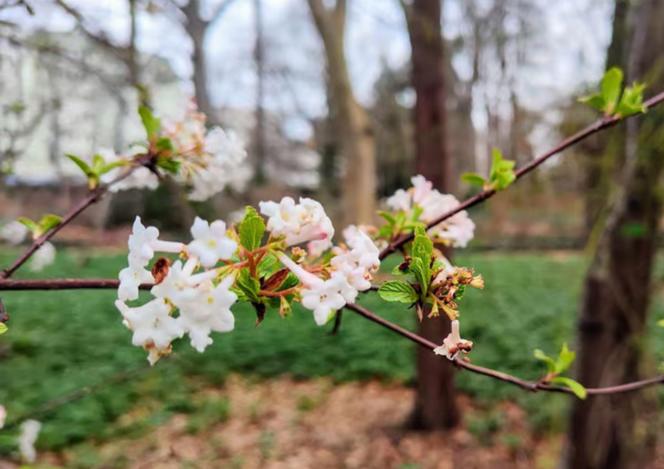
[97, 104, 250, 201]
[115, 217, 239, 365]
[387, 175, 475, 247]
[276, 225, 380, 326]
[259, 196, 335, 257]
[164, 105, 251, 201]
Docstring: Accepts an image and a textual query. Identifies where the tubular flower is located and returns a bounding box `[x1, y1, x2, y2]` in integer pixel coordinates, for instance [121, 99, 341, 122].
[259, 196, 334, 256]
[278, 253, 357, 325]
[331, 225, 380, 291]
[177, 275, 237, 352]
[433, 320, 473, 360]
[115, 298, 184, 365]
[386, 175, 475, 248]
[187, 217, 237, 267]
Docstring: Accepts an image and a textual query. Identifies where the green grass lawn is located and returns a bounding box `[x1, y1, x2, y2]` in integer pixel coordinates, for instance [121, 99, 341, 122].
[1, 248, 663, 453]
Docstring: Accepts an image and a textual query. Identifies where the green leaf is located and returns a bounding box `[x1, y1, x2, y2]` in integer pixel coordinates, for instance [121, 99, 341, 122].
[616, 82, 647, 117]
[489, 148, 516, 190]
[555, 342, 576, 374]
[533, 349, 557, 374]
[410, 257, 430, 297]
[235, 269, 261, 303]
[579, 94, 607, 112]
[99, 160, 126, 176]
[66, 154, 94, 178]
[38, 214, 62, 234]
[658, 319, 664, 327]
[238, 206, 266, 251]
[17, 217, 38, 234]
[156, 136, 174, 152]
[461, 172, 486, 188]
[551, 376, 587, 399]
[600, 67, 623, 113]
[378, 280, 418, 304]
[377, 211, 397, 226]
[412, 227, 432, 264]
[139, 105, 161, 139]
[156, 157, 180, 175]
[0, 323, 7, 335]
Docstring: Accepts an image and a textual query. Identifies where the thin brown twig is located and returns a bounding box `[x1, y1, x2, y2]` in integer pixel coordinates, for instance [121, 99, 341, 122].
[379, 90, 664, 260]
[0, 161, 147, 280]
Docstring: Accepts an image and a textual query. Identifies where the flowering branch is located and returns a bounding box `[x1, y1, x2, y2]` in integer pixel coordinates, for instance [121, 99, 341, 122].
[1, 276, 662, 396]
[379, 89, 664, 260]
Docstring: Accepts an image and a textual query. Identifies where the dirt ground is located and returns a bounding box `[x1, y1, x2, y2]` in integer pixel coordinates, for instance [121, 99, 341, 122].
[9, 376, 573, 469]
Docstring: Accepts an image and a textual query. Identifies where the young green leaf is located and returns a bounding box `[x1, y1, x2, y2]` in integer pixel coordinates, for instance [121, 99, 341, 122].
[235, 269, 261, 303]
[600, 67, 623, 114]
[378, 280, 419, 304]
[411, 227, 433, 267]
[66, 154, 94, 178]
[138, 105, 161, 140]
[461, 172, 487, 188]
[38, 214, 62, 234]
[238, 206, 266, 251]
[17, 217, 38, 235]
[551, 376, 587, 399]
[410, 257, 430, 297]
[0, 323, 7, 335]
[156, 156, 180, 175]
[533, 348, 557, 374]
[554, 342, 576, 374]
[616, 82, 647, 117]
[489, 148, 516, 190]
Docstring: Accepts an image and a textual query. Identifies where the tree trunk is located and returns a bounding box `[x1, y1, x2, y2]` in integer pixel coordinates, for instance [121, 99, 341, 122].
[583, 0, 629, 239]
[403, 0, 460, 430]
[307, 0, 376, 225]
[184, 0, 216, 123]
[567, 1, 664, 467]
[253, 0, 267, 184]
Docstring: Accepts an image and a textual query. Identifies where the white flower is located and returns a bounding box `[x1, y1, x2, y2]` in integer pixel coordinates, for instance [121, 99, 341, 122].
[301, 272, 356, 326]
[150, 259, 200, 309]
[188, 217, 237, 267]
[128, 217, 160, 266]
[29, 242, 55, 272]
[0, 405, 6, 429]
[19, 419, 41, 463]
[118, 260, 154, 302]
[260, 197, 334, 255]
[385, 175, 475, 248]
[330, 226, 380, 291]
[177, 275, 237, 352]
[115, 298, 184, 365]
[0, 221, 28, 245]
[128, 217, 184, 267]
[433, 320, 473, 360]
[278, 253, 356, 326]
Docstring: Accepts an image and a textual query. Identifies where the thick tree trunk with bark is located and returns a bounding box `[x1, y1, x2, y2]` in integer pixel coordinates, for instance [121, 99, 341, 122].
[403, 0, 460, 430]
[307, 0, 376, 225]
[567, 1, 664, 467]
